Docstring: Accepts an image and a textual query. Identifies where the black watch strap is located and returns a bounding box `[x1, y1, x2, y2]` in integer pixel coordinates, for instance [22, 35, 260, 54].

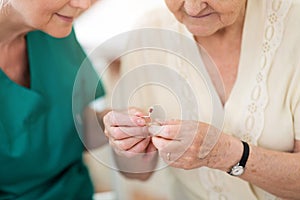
[239, 141, 250, 167]
[228, 141, 250, 176]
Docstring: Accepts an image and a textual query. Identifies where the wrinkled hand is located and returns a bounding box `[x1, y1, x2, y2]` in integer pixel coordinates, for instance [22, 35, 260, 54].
[149, 120, 222, 170]
[103, 108, 157, 158]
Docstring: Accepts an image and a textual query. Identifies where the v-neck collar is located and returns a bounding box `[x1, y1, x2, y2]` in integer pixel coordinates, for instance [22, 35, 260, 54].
[179, 0, 265, 113]
[0, 33, 36, 93]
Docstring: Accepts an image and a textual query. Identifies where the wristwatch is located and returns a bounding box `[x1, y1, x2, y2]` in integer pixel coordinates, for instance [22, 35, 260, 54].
[228, 141, 250, 176]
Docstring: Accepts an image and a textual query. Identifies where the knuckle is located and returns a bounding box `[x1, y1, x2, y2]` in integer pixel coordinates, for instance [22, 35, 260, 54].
[116, 140, 128, 150]
[104, 111, 116, 124]
[104, 129, 109, 137]
[164, 126, 173, 138]
[103, 113, 108, 123]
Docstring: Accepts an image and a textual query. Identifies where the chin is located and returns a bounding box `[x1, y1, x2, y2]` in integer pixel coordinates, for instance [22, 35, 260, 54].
[187, 25, 219, 38]
[45, 27, 73, 38]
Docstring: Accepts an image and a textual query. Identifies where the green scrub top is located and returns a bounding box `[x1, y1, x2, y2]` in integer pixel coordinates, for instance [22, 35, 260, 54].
[0, 30, 105, 199]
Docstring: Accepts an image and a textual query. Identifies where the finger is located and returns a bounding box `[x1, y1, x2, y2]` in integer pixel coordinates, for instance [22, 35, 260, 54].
[152, 136, 174, 150]
[127, 107, 156, 126]
[154, 119, 181, 125]
[128, 137, 151, 153]
[113, 137, 145, 151]
[145, 142, 157, 153]
[104, 126, 112, 139]
[159, 151, 182, 164]
[148, 125, 182, 140]
[143, 142, 158, 162]
[127, 107, 145, 116]
[152, 136, 185, 154]
[104, 110, 145, 127]
[120, 138, 151, 158]
[109, 139, 124, 156]
[109, 126, 149, 139]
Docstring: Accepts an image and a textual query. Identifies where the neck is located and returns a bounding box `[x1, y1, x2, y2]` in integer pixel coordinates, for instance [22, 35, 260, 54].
[0, 5, 30, 88]
[0, 5, 32, 46]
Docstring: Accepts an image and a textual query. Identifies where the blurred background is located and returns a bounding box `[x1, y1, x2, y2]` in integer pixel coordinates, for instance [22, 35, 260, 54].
[74, 1, 172, 200]
[75, 0, 165, 54]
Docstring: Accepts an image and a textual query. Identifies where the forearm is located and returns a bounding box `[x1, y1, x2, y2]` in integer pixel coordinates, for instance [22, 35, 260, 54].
[242, 144, 300, 199]
[213, 134, 300, 199]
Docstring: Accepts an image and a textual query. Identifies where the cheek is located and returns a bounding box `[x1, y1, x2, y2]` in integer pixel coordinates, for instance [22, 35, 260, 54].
[217, 6, 241, 25]
[219, 13, 236, 26]
[219, 1, 245, 22]
[164, 0, 182, 12]
[26, 11, 52, 28]
[15, 4, 53, 28]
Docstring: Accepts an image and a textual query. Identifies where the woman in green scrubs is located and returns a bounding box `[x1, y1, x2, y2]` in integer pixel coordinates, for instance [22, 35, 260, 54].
[0, 0, 105, 199]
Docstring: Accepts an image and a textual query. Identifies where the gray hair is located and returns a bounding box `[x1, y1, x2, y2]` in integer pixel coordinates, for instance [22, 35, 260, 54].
[0, 0, 9, 9]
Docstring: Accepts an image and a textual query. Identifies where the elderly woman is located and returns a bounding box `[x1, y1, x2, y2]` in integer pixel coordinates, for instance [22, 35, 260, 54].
[0, 0, 107, 199]
[103, 0, 300, 199]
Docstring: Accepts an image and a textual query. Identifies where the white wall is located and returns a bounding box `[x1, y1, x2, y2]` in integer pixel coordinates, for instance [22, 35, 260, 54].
[75, 0, 165, 55]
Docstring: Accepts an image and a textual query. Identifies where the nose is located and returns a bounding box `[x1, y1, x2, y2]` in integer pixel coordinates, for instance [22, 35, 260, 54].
[184, 0, 208, 16]
[69, 0, 91, 10]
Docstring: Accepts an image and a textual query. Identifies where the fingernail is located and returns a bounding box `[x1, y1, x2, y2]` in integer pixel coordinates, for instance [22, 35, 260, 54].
[136, 118, 145, 125]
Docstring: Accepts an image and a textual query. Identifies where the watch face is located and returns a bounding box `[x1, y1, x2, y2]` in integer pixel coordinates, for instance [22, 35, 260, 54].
[231, 165, 244, 176]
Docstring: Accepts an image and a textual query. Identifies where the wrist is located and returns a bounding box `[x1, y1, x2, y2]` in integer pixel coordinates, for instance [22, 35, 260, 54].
[228, 141, 250, 176]
[210, 134, 244, 172]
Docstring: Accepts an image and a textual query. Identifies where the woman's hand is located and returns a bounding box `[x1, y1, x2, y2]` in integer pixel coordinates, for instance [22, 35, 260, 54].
[103, 108, 158, 177]
[103, 108, 156, 158]
[149, 120, 226, 170]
